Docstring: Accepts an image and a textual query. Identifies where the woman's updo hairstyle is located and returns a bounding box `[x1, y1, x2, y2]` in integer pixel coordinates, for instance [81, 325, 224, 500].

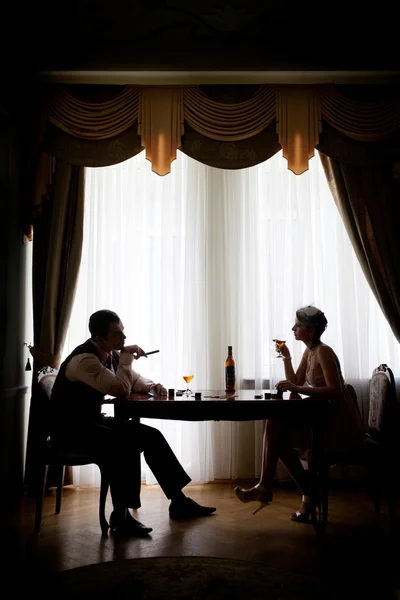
[296, 305, 328, 346]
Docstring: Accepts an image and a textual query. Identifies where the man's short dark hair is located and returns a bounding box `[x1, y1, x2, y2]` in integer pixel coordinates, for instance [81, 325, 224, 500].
[89, 310, 121, 339]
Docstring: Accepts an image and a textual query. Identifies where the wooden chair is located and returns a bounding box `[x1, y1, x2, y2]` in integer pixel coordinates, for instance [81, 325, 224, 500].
[313, 366, 398, 533]
[33, 367, 110, 535]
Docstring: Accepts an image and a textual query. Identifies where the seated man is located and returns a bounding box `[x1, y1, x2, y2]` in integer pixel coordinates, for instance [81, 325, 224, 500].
[51, 309, 216, 538]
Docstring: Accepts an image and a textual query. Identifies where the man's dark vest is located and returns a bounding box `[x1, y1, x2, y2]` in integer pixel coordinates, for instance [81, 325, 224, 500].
[51, 339, 119, 433]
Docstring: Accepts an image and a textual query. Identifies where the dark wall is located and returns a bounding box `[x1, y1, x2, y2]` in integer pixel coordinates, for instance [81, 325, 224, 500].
[0, 101, 29, 509]
[5, 0, 400, 81]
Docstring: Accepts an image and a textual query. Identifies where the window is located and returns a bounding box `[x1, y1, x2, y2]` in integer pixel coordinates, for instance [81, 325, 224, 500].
[64, 149, 400, 485]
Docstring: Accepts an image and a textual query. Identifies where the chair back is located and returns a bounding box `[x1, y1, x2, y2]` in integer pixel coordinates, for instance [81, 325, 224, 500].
[345, 383, 362, 421]
[38, 367, 58, 400]
[368, 364, 397, 443]
[36, 367, 59, 446]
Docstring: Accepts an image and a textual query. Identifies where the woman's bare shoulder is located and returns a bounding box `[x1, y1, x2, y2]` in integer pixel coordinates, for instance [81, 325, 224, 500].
[316, 343, 336, 357]
[315, 342, 335, 354]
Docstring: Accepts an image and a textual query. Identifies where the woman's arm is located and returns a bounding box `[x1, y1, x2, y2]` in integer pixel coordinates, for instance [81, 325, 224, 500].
[280, 347, 307, 385]
[277, 345, 342, 397]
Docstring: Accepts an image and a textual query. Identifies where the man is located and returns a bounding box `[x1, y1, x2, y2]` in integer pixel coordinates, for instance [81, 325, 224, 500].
[51, 309, 216, 538]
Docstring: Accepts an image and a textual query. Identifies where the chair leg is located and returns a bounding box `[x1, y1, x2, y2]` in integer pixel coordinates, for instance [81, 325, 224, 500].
[388, 494, 397, 532]
[384, 457, 397, 532]
[372, 493, 380, 515]
[34, 464, 49, 534]
[55, 464, 66, 515]
[99, 471, 110, 536]
[320, 476, 329, 531]
[317, 465, 329, 535]
[367, 463, 381, 514]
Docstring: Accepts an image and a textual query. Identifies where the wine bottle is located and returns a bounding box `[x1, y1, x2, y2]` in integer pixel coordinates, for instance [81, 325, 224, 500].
[225, 345, 236, 392]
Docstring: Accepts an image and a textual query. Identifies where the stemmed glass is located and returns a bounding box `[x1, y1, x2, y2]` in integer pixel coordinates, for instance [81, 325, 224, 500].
[182, 370, 194, 396]
[273, 339, 286, 359]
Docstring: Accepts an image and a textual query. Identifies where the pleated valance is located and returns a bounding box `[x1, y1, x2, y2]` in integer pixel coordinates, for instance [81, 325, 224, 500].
[44, 83, 400, 176]
[320, 87, 400, 142]
[183, 85, 276, 141]
[48, 86, 141, 139]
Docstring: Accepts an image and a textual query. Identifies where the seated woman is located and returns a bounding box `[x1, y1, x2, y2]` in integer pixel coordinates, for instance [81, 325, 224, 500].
[234, 305, 365, 522]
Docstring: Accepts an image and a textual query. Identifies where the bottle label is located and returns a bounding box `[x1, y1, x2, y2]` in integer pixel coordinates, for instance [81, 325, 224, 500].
[225, 366, 236, 391]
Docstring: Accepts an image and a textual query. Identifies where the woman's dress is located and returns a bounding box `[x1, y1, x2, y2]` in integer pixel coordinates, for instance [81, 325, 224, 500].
[289, 343, 365, 459]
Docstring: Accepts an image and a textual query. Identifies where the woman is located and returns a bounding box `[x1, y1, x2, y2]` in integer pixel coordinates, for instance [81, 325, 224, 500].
[234, 305, 365, 522]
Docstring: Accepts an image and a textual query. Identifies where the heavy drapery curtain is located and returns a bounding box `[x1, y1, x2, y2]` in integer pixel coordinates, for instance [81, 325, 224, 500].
[24, 162, 85, 491]
[64, 149, 400, 488]
[319, 155, 400, 343]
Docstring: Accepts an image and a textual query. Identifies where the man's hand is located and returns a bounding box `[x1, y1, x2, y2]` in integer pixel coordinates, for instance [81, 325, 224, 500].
[149, 383, 167, 396]
[121, 345, 147, 359]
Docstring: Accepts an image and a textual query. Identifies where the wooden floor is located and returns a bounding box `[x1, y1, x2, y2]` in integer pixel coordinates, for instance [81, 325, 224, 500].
[3, 480, 400, 598]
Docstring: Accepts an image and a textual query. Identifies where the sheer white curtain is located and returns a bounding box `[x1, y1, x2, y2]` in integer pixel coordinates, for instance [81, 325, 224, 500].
[64, 149, 400, 487]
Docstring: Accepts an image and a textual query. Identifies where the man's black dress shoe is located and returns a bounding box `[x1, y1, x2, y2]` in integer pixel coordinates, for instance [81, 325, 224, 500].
[169, 497, 216, 520]
[110, 510, 153, 538]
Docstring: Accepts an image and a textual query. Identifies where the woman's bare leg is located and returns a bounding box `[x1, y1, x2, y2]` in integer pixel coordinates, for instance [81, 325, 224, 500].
[278, 449, 310, 497]
[278, 449, 311, 515]
[236, 419, 310, 514]
[257, 419, 283, 492]
[235, 419, 281, 501]
[258, 419, 311, 515]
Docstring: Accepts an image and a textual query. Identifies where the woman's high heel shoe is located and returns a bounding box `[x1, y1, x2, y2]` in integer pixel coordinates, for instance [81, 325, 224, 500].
[291, 495, 311, 523]
[234, 484, 273, 515]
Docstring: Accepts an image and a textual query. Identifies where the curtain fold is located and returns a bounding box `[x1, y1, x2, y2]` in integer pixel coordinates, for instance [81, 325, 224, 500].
[33, 161, 85, 365]
[276, 86, 322, 175]
[48, 86, 140, 139]
[138, 87, 184, 175]
[179, 121, 281, 170]
[183, 85, 276, 140]
[25, 161, 85, 491]
[320, 87, 400, 141]
[319, 153, 400, 343]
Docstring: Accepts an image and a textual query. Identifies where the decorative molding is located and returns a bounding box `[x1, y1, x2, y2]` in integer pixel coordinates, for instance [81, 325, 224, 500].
[35, 70, 400, 86]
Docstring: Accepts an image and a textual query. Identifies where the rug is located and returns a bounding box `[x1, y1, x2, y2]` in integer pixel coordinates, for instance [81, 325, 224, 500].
[52, 556, 349, 599]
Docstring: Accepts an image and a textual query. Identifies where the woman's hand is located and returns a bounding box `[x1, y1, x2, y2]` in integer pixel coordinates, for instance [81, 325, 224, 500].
[121, 344, 147, 359]
[275, 342, 291, 360]
[276, 379, 300, 393]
